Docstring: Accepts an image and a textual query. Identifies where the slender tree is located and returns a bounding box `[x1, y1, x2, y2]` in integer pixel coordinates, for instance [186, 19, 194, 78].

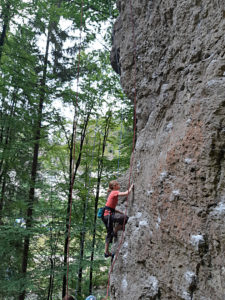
[0, 0, 11, 62]
[62, 102, 93, 296]
[89, 112, 111, 294]
[18, 19, 51, 300]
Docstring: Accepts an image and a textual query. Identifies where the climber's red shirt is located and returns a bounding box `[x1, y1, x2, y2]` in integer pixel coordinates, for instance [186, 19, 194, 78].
[104, 190, 119, 216]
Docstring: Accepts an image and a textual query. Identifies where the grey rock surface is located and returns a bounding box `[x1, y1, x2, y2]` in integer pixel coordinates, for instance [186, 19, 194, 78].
[110, 0, 225, 299]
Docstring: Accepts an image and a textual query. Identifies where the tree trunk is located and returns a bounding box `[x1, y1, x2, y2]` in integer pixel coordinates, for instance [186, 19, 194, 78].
[47, 258, 55, 300]
[0, 177, 6, 225]
[0, 92, 17, 223]
[18, 27, 51, 300]
[76, 161, 89, 298]
[89, 114, 111, 294]
[62, 113, 91, 298]
[0, 2, 10, 62]
[47, 191, 61, 300]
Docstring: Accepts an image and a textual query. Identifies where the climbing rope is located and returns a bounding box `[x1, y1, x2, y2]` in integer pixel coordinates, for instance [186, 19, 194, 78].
[66, 0, 84, 297]
[103, 0, 137, 298]
[117, 112, 124, 177]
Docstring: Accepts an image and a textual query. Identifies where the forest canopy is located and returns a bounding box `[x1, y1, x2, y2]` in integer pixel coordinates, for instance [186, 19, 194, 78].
[0, 0, 132, 299]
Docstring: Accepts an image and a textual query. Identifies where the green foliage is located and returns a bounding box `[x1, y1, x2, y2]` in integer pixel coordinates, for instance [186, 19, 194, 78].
[0, 0, 133, 299]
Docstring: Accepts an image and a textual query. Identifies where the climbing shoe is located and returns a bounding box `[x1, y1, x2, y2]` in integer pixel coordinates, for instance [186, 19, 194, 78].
[113, 232, 117, 238]
[111, 253, 115, 264]
[104, 252, 112, 258]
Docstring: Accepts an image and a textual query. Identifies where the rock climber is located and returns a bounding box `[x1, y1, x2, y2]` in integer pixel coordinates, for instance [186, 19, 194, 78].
[103, 180, 133, 258]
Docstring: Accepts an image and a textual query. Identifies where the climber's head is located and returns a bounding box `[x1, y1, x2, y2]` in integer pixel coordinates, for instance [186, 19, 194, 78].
[108, 180, 120, 192]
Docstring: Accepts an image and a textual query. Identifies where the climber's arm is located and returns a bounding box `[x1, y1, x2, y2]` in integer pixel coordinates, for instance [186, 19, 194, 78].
[118, 183, 134, 197]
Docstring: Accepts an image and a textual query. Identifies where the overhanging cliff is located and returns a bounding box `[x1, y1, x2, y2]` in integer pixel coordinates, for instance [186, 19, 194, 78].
[110, 1, 225, 299]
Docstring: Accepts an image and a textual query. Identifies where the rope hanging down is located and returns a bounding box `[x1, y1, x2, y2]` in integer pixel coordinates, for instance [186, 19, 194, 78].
[103, 0, 137, 298]
[117, 112, 124, 177]
[66, 0, 84, 297]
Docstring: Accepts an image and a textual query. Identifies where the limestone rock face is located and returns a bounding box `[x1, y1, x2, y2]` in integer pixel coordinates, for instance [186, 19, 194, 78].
[110, 0, 225, 299]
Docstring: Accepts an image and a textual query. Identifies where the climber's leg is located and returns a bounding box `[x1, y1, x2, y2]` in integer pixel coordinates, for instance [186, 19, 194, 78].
[103, 215, 114, 257]
[113, 213, 129, 237]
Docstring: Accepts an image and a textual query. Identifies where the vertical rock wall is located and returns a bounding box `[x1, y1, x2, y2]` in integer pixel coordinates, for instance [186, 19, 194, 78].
[110, 0, 225, 299]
